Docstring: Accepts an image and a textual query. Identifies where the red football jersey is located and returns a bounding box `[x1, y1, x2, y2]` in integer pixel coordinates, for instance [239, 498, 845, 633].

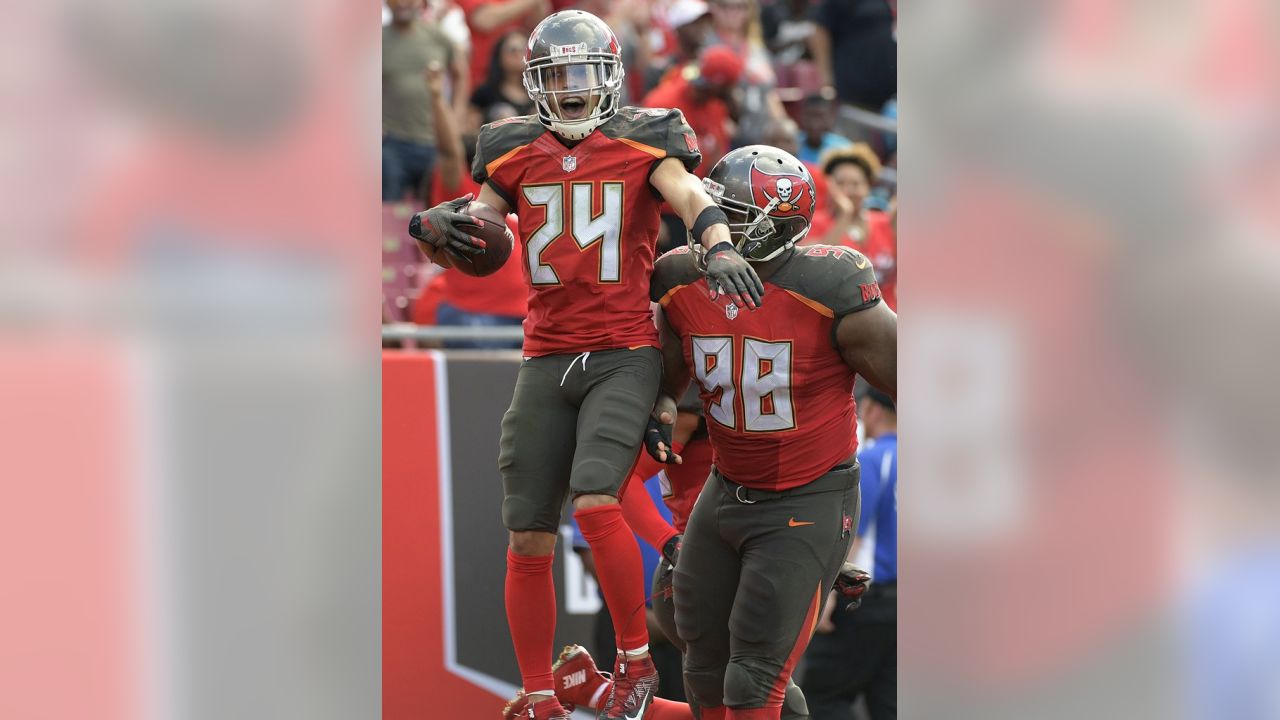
[659, 434, 714, 532]
[652, 245, 883, 490]
[474, 108, 702, 356]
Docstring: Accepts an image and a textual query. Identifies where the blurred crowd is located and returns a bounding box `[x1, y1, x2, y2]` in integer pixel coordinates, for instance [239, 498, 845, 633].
[381, 0, 897, 346]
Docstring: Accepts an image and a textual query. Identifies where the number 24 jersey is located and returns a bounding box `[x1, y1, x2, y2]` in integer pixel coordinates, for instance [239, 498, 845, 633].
[473, 108, 701, 357]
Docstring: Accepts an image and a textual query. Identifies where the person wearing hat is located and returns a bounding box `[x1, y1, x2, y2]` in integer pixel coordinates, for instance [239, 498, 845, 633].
[640, 45, 744, 176]
[662, 0, 713, 69]
[800, 381, 898, 720]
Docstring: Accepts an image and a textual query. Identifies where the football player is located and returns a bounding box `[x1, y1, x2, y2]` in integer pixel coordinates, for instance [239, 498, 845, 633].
[648, 145, 897, 720]
[408, 11, 765, 720]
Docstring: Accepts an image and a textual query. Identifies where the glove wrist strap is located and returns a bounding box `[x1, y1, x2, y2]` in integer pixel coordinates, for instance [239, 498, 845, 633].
[705, 241, 738, 257]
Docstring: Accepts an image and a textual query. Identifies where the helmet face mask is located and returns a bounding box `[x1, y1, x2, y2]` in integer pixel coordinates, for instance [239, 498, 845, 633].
[523, 12, 624, 141]
[701, 146, 817, 262]
[710, 187, 779, 258]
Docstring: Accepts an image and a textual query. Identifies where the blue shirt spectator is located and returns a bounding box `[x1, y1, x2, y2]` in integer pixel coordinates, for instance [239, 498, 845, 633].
[796, 93, 854, 165]
[856, 430, 897, 583]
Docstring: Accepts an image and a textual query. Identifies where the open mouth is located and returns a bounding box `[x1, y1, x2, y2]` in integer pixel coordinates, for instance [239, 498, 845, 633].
[559, 95, 588, 120]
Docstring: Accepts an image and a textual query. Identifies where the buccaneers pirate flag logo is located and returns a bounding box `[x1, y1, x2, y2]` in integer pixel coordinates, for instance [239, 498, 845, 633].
[750, 164, 814, 217]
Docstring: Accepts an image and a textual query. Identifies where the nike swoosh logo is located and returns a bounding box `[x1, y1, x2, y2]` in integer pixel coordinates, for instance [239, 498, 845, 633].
[788, 518, 815, 527]
[625, 695, 651, 720]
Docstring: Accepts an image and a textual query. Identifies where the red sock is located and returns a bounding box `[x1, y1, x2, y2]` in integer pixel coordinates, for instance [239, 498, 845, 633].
[647, 698, 696, 720]
[618, 470, 679, 554]
[574, 503, 650, 651]
[726, 708, 780, 720]
[504, 549, 556, 692]
[699, 707, 727, 720]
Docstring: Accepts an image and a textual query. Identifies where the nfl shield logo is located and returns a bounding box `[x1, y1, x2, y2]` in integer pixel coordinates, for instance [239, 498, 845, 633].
[563, 156, 577, 172]
[725, 303, 738, 320]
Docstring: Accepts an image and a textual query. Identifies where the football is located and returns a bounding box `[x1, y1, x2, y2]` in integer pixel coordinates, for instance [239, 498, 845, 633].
[451, 201, 514, 277]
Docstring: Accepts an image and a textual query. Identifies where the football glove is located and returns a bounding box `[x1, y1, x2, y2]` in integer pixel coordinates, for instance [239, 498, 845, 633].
[644, 414, 681, 464]
[644, 396, 681, 464]
[704, 241, 765, 309]
[661, 534, 682, 567]
[834, 562, 871, 611]
[408, 193, 486, 256]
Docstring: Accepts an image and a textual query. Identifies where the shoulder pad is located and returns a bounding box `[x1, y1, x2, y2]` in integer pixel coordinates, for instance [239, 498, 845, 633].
[602, 107, 702, 173]
[651, 247, 702, 304]
[472, 116, 544, 185]
[773, 245, 882, 317]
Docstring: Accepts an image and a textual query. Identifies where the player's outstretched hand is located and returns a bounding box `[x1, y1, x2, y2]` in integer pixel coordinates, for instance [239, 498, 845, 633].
[834, 561, 871, 611]
[704, 241, 765, 310]
[408, 193, 486, 256]
[644, 409, 682, 464]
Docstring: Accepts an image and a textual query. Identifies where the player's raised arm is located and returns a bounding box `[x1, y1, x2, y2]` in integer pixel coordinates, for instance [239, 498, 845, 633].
[650, 158, 766, 310]
[836, 301, 897, 399]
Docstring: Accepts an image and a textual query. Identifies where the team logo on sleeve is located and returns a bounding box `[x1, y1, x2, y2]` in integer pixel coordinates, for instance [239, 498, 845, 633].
[751, 164, 814, 217]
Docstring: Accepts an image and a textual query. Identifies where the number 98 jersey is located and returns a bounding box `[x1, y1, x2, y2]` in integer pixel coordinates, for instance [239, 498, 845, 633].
[473, 107, 701, 356]
[651, 244, 883, 491]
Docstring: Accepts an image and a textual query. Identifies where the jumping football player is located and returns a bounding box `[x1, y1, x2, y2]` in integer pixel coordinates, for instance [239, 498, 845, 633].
[408, 11, 765, 720]
[649, 145, 898, 720]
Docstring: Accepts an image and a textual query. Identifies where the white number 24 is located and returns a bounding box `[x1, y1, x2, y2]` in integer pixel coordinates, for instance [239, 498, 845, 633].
[521, 182, 624, 285]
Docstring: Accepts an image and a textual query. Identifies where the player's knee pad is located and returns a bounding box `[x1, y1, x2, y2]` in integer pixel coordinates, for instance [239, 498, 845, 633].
[682, 663, 727, 709]
[781, 680, 810, 720]
[723, 657, 779, 709]
[501, 495, 558, 535]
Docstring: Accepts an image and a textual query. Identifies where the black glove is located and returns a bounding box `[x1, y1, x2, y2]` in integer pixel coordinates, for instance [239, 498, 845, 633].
[661, 534, 682, 567]
[643, 414, 681, 464]
[408, 194, 485, 256]
[704, 241, 765, 309]
[834, 562, 871, 611]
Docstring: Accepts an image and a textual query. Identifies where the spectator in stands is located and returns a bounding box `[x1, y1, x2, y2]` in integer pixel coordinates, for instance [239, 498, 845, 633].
[466, 31, 534, 131]
[456, 0, 548, 90]
[795, 92, 854, 165]
[414, 62, 526, 348]
[574, 0, 655, 105]
[762, 116, 840, 241]
[383, 0, 466, 203]
[641, 45, 744, 177]
[814, 143, 897, 309]
[704, 0, 787, 145]
[809, 0, 896, 111]
[706, 0, 773, 85]
[801, 383, 897, 720]
[652, 0, 712, 86]
[761, 0, 817, 67]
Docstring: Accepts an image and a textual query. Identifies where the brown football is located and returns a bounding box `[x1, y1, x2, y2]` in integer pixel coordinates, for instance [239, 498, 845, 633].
[450, 201, 513, 277]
